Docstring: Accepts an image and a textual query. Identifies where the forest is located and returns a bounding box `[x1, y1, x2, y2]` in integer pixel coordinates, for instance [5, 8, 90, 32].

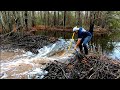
[1, 11, 120, 34]
[0, 11, 120, 79]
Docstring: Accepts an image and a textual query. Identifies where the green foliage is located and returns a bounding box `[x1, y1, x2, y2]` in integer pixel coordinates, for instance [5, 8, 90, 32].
[36, 16, 42, 25]
[106, 11, 120, 30]
[66, 11, 76, 27]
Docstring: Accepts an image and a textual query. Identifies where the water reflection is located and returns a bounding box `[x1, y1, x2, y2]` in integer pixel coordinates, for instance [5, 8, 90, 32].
[107, 42, 120, 59]
[91, 33, 120, 59]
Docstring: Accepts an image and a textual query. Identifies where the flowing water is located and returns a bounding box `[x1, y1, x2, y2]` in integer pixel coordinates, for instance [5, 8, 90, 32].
[0, 39, 76, 79]
[0, 30, 120, 79]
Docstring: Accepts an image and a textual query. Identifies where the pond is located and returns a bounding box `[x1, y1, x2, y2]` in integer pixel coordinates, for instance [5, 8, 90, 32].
[36, 30, 120, 60]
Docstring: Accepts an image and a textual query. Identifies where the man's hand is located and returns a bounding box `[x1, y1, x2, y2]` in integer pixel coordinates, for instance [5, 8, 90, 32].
[74, 46, 77, 50]
[74, 38, 81, 50]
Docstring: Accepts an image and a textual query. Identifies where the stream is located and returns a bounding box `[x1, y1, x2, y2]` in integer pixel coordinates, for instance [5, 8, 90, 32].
[0, 39, 76, 79]
[0, 31, 120, 79]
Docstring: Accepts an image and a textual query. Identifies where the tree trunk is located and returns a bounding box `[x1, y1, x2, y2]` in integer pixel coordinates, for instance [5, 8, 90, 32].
[75, 11, 77, 25]
[12, 11, 18, 32]
[0, 11, 6, 34]
[63, 11, 66, 38]
[97, 11, 101, 26]
[44, 11, 46, 29]
[21, 11, 24, 28]
[57, 11, 59, 26]
[24, 11, 28, 31]
[40, 11, 43, 25]
[8, 11, 13, 32]
[77, 11, 82, 27]
[32, 11, 35, 27]
[96, 11, 100, 26]
[63, 11, 66, 29]
[101, 12, 106, 28]
[16, 11, 21, 31]
[4, 11, 8, 33]
[89, 11, 95, 35]
[54, 11, 56, 27]
[47, 11, 49, 26]
[77, 11, 80, 26]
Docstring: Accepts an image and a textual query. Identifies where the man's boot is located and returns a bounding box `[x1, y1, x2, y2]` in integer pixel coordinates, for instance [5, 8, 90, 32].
[83, 44, 88, 55]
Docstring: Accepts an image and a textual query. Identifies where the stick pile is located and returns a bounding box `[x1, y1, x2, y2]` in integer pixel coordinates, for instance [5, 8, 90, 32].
[43, 52, 120, 79]
[0, 32, 58, 54]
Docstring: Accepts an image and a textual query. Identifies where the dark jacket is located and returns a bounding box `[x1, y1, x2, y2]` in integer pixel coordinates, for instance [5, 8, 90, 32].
[78, 27, 92, 38]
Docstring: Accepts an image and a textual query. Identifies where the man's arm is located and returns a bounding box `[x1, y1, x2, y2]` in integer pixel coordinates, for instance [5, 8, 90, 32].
[74, 38, 81, 50]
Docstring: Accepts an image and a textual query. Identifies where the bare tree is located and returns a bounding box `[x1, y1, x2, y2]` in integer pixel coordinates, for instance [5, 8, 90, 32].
[63, 11, 66, 29]
[44, 11, 46, 28]
[89, 11, 95, 34]
[54, 11, 56, 27]
[77, 11, 82, 27]
[0, 11, 6, 33]
[57, 11, 59, 26]
[32, 11, 35, 27]
[7, 11, 13, 32]
[47, 11, 49, 26]
[63, 11, 66, 38]
[24, 11, 28, 31]
[75, 11, 77, 25]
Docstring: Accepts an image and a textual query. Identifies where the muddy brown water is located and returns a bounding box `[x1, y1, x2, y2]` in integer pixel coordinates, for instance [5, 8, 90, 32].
[0, 50, 23, 61]
[0, 48, 73, 79]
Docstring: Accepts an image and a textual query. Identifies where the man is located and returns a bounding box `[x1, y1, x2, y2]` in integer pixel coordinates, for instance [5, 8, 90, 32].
[73, 26, 92, 55]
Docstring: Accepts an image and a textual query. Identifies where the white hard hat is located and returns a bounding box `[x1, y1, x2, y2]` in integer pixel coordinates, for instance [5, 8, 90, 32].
[73, 26, 79, 32]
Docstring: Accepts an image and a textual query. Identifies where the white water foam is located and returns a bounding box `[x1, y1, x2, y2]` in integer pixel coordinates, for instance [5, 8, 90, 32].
[0, 39, 76, 79]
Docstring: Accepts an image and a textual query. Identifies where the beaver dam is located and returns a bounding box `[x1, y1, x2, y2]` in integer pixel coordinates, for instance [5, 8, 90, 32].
[0, 32, 120, 79]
